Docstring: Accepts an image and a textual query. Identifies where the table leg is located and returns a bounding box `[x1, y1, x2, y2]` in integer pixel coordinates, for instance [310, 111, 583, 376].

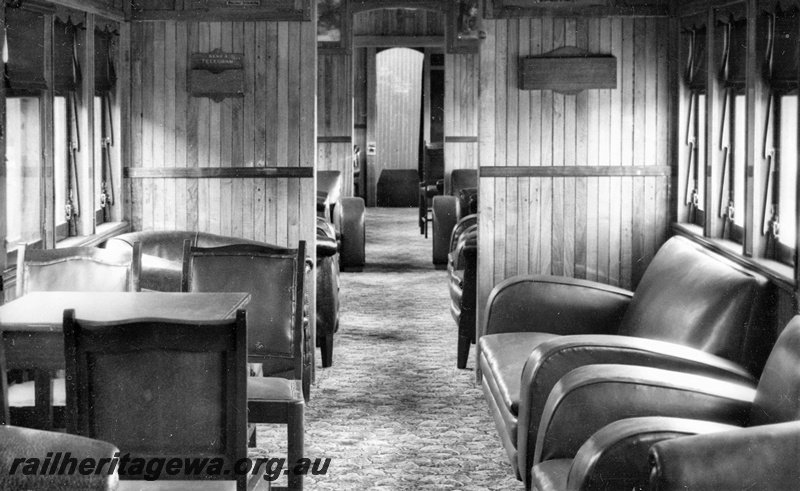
[34, 369, 53, 430]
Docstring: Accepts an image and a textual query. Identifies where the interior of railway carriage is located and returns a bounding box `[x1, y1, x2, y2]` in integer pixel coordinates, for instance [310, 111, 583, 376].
[1, 0, 800, 489]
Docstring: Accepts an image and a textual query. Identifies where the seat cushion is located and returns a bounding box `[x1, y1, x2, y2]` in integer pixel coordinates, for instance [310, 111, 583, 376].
[530, 458, 572, 491]
[247, 377, 304, 403]
[8, 379, 66, 407]
[479, 332, 561, 417]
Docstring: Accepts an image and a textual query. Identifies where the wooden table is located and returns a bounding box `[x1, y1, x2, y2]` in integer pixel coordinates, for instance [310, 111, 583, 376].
[1, 291, 250, 428]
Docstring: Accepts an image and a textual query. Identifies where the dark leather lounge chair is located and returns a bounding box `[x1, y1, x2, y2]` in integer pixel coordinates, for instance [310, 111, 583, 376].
[432, 168, 477, 267]
[479, 235, 774, 488]
[528, 315, 800, 490]
[448, 215, 478, 368]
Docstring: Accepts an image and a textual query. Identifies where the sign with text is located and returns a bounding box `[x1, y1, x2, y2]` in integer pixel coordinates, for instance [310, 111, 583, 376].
[190, 49, 245, 101]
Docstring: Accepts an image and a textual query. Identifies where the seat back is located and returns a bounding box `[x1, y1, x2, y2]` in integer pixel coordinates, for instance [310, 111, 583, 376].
[617, 236, 771, 374]
[422, 144, 445, 186]
[450, 169, 477, 196]
[103, 230, 197, 263]
[17, 244, 141, 298]
[182, 241, 309, 385]
[63, 309, 247, 487]
[751, 316, 800, 426]
[449, 214, 477, 255]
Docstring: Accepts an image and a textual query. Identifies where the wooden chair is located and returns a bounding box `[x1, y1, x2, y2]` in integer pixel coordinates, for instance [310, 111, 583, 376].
[63, 308, 264, 490]
[182, 241, 307, 490]
[6, 243, 142, 430]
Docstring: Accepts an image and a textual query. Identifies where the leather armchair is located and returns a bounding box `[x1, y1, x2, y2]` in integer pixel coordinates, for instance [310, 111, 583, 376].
[531, 314, 800, 490]
[102, 230, 277, 292]
[318, 170, 366, 271]
[0, 426, 119, 490]
[448, 218, 477, 369]
[649, 421, 800, 490]
[479, 235, 773, 487]
[431, 169, 477, 267]
[316, 218, 340, 367]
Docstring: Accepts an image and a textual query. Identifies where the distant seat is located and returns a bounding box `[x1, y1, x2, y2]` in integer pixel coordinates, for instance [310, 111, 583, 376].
[377, 169, 420, 207]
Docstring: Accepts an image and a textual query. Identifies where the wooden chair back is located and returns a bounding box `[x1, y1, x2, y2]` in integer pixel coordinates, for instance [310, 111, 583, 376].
[17, 243, 142, 298]
[63, 308, 248, 488]
[182, 241, 310, 397]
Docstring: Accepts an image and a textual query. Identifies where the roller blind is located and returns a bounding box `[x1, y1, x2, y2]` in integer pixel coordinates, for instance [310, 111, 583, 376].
[5, 7, 47, 94]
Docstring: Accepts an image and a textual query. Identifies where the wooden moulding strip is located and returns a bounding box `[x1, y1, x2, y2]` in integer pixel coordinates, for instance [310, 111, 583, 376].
[124, 167, 314, 179]
[479, 165, 672, 178]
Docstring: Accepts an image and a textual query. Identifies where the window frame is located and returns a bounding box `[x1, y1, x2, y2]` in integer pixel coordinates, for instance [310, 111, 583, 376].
[676, 4, 800, 288]
[2, 8, 128, 293]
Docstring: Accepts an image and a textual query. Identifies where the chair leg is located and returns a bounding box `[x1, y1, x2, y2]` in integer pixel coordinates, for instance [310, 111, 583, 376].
[287, 400, 305, 491]
[319, 334, 334, 368]
[457, 335, 471, 369]
[248, 423, 257, 448]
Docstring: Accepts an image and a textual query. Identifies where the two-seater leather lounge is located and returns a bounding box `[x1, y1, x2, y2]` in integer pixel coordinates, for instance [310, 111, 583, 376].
[478, 235, 774, 488]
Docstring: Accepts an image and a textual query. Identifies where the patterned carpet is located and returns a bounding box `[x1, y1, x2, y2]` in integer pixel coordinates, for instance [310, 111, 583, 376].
[254, 207, 521, 490]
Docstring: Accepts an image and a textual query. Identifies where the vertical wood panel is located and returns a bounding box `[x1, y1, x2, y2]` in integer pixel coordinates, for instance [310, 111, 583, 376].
[317, 53, 353, 196]
[477, 16, 673, 349]
[129, 21, 315, 253]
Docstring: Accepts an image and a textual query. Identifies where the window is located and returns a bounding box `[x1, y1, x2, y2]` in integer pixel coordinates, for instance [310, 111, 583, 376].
[732, 94, 746, 229]
[716, 14, 747, 242]
[777, 94, 797, 254]
[760, 7, 799, 265]
[676, 6, 800, 275]
[94, 26, 119, 225]
[54, 96, 69, 240]
[681, 20, 708, 227]
[5, 97, 42, 250]
[3, 10, 124, 266]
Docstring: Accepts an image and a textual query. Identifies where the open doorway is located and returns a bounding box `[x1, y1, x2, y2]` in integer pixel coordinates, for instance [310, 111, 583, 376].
[368, 47, 424, 207]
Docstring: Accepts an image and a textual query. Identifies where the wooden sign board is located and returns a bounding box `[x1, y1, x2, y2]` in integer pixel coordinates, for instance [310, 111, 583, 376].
[190, 49, 245, 101]
[520, 46, 617, 94]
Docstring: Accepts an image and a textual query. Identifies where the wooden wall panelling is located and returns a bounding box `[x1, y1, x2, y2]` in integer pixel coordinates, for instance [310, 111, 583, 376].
[352, 8, 445, 37]
[516, 20, 531, 275]
[443, 52, 478, 191]
[476, 17, 673, 378]
[476, 18, 496, 381]
[129, 20, 316, 251]
[575, 19, 589, 280]
[318, 53, 354, 197]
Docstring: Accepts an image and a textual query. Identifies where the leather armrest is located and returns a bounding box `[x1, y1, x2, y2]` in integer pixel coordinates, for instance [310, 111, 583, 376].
[650, 421, 800, 490]
[534, 364, 756, 465]
[565, 417, 739, 491]
[483, 275, 633, 337]
[517, 335, 756, 487]
[0, 426, 119, 490]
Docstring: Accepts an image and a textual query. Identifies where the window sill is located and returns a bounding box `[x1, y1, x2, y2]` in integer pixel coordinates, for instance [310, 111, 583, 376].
[56, 222, 130, 249]
[672, 222, 795, 293]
